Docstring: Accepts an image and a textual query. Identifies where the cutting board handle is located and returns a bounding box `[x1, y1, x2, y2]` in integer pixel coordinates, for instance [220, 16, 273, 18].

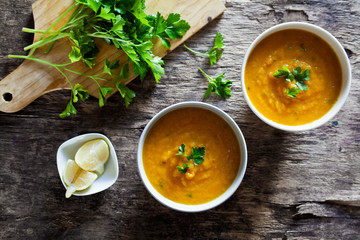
[0, 59, 67, 113]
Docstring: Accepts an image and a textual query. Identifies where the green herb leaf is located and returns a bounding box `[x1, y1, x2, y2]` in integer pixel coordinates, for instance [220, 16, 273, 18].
[273, 66, 294, 82]
[116, 40, 140, 65]
[115, 82, 135, 108]
[104, 59, 120, 77]
[184, 32, 225, 65]
[118, 63, 130, 79]
[69, 46, 82, 63]
[208, 32, 224, 65]
[130, 0, 149, 26]
[176, 144, 205, 174]
[286, 87, 300, 98]
[111, 15, 126, 33]
[176, 164, 189, 174]
[68, 27, 99, 68]
[176, 144, 186, 156]
[164, 13, 190, 39]
[135, 41, 165, 82]
[60, 100, 77, 118]
[274, 66, 311, 97]
[189, 147, 205, 166]
[97, 6, 116, 20]
[204, 84, 214, 99]
[296, 81, 308, 91]
[98, 86, 114, 107]
[73, 84, 90, 102]
[294, 67, 310, 82]
[76, 0, 101, 13]
[199, 68, 232, 99]
[148, 12, 190, 49]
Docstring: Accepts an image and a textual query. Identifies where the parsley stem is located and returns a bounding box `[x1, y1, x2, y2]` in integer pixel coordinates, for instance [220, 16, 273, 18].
[63, 68, 109, 82]
[56, 66, 73, 89]
[45, 42, 56, 54]
[65, 3, 83, 24]
[24, 34, 68, 51]
[87, 33, 131, 45]
[22, 28, 60, 34]
[9, 54, 62, 67]
[183, 44, 209, 56]
[8, 55, 110, 83]
[198, 67, 211, 82]
[28, 3, 78, 57]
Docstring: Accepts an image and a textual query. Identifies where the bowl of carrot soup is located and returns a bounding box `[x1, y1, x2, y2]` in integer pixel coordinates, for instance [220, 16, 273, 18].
[137, 102, 247, 212]
[241, 22, 351, 131]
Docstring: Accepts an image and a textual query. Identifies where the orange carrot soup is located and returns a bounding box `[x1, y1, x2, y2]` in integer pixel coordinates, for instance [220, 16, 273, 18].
[142, 107, 241, 205]
[245, 29, 342, 125]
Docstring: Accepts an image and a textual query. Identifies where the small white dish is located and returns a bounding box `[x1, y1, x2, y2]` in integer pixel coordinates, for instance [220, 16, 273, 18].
[137, 102, 248, 212]
[57, 133, 119, 197]
[241, 22, 352, 131]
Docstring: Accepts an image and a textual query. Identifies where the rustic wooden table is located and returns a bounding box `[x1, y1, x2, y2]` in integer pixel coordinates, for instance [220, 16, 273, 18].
[1, 0, 359, 239]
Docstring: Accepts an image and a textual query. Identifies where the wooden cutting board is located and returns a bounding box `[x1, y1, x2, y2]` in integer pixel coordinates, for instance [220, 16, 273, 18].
[0, 0, 225, 113]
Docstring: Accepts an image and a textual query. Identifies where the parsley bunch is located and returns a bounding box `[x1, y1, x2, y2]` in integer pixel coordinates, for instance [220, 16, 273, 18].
[176, 144, 205, 174]
[9, 0, 190, 117]
[273, 66, 310, 98]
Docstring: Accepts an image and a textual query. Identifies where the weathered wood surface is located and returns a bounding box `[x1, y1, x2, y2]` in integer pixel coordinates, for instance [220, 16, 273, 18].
[0, 0, 359, 239]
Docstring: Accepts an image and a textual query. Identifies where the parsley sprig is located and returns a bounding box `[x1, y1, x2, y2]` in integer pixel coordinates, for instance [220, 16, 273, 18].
[9, 0, 190, 117]
[273, 66, 310, 98]
[176, 144, 205, 174]
[184, 32, 225, 65]
[199, 68, 232, 99]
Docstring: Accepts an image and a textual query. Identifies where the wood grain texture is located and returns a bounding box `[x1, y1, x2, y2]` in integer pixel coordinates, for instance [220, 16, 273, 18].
[0, 0, 359, 239]
[0, 0, 225, 113]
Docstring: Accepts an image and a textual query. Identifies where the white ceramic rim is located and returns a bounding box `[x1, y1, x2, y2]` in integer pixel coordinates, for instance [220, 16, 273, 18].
[241, 22, 352, 131]
[137, 102, 248, 212]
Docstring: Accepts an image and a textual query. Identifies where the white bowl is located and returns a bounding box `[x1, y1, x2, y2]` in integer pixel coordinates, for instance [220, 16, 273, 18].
[241, 22, 352, 131]
[57, 133, 119, 197]
[137, 102, 248, 212]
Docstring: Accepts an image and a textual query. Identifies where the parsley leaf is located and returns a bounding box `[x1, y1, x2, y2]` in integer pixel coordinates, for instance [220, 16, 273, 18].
[68, 27, 99, 69]
[69, 46, 82, 63]
[98, 6, 116, 20]
[104, 59, 120, 77]
[118, 64, 130, 79]
[273, 66, 310, 98]
[147, 12, 191, 49]
[176, 144, 186, 156]
[98, 86, 114, 107]
[273, 66, 294, 82]
[115, 83, 135, 108]
[73, 84, 89, 103]
[135, 41, 165, 83]
[189, 147, 205, 166]
[60, 100, 77, 118]
[76, 0, 101, 13]
[176, 144, 205, 174]
[176, 164, 189, 174]
[286, 87, 300, 98]
[60, 84, 89, 118]
[293, 67, 310, 91]
[184, 32, 225, 65]
[199, 68, 232, 99]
